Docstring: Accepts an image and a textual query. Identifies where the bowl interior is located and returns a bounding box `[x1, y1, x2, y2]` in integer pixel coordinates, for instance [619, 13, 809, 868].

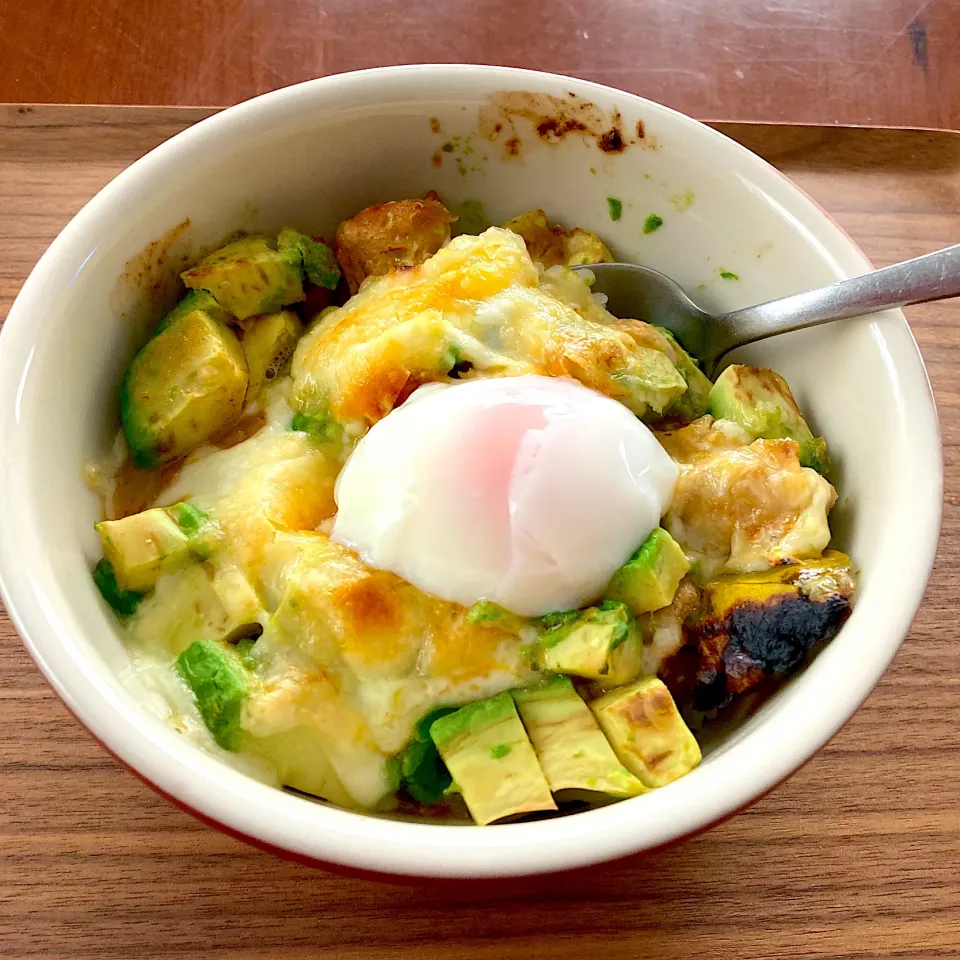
[0, 67, 940, 876]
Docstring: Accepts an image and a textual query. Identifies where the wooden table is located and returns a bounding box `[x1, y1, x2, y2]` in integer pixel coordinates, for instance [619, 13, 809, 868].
[1, 107, 960, 957]
[1, 0, 959, 130]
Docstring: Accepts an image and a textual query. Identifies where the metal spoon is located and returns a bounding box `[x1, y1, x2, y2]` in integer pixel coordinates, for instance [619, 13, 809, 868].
[575, 243, 960, 377]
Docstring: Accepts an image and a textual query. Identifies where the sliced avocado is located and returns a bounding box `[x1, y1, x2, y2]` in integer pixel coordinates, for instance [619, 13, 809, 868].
[707, 364, 829, 472]
[589, 677, 701, 788]
[606, 528, 691, 616]
[95, 508, 192, 592]
[654, 326, 713, 420]
[181, 235, 305, 320]
[513, 675, 645, 798]
[92, 557, 144, 617]
[120, 308, 249, 468]
[155, 289, 233, 336]
[241, 309, 304, 397]
[176, 638, 249, 750]
[538, 601, 643, 686]
[396, 706, 459, 804]
[277, 228, 341, 290]
[430, 692, 556, 825]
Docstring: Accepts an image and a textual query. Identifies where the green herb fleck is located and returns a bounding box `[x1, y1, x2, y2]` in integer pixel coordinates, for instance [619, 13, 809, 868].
[719, 269, 740, 281]
[669, 189, 695, 212]
[490, 744, 512, 760]
[290, 411, 343, 446]
[642, 214, 664, 234]
[606, 197, 623, 221]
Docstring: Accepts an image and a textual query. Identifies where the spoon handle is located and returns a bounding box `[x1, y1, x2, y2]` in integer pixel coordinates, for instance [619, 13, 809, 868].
[715, 242, 960, 352]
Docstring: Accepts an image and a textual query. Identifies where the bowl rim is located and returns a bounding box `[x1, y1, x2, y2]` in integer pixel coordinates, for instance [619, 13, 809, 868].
[0, 63, 943, 878]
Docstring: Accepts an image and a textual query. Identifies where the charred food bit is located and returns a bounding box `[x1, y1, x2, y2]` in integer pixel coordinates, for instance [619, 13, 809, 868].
[659, 551, 855, 712]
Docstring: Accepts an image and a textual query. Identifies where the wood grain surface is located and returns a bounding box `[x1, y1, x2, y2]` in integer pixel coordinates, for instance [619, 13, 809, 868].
[0, 106, 959, 959]
[1, 1, 959, 131]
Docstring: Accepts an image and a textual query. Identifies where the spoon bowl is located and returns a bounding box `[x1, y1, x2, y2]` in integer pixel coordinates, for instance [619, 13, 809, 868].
[579, 242, 960, 377]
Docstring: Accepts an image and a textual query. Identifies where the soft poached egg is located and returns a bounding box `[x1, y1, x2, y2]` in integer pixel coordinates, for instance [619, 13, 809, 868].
[331, 375, 678, 616]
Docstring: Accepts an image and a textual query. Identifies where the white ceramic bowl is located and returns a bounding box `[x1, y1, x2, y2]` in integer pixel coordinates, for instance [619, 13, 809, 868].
[0, 66, 942, 878]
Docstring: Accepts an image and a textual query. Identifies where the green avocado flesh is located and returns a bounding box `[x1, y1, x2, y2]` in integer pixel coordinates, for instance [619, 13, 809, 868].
[590, 677, 701, 788]
[180, 235, 305, 320]
[95, 508, 192, 593]
[606, 527, 690, 617]
[176, 639, 249, 750]
[120, 308, 249, 468]
[707, 364, 829, 472]
[92, 558, 143, 617]
[430, 692, 555, 825]
[513, 676, 644, 798]
[156, 289, 233, 335]
[396, 707, 459, 804]
[241, 309, 303, 397]
[277, 228, 341, 290]
[537, 601, 643, 686]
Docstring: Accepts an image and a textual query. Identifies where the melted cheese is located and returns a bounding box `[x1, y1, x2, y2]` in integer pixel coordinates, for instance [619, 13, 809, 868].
[658, 416, 836, 578]
[292, 228, 685, 427]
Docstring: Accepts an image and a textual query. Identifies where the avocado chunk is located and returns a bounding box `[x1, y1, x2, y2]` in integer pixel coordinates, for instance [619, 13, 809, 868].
[654, 326, 713, 421]
[513, 676, 645, 798]
[277, 228, 341, 290]
[96, 507, 192, 592]
[590, 677, 701, 788]
[121, 308, 249, 468]
[537, 601, 643, 686]
[176, 639, 249, 750]
[155, 289, 233, 335]
[396, 707, 459, 804]
[181, 235, 305, 320]
[92, 558, 144, 617]
[430, 692, 556, 825]
[240, 309, 304, 397]
[606, 528, 691, 616]
[707, 364, 829, 472]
